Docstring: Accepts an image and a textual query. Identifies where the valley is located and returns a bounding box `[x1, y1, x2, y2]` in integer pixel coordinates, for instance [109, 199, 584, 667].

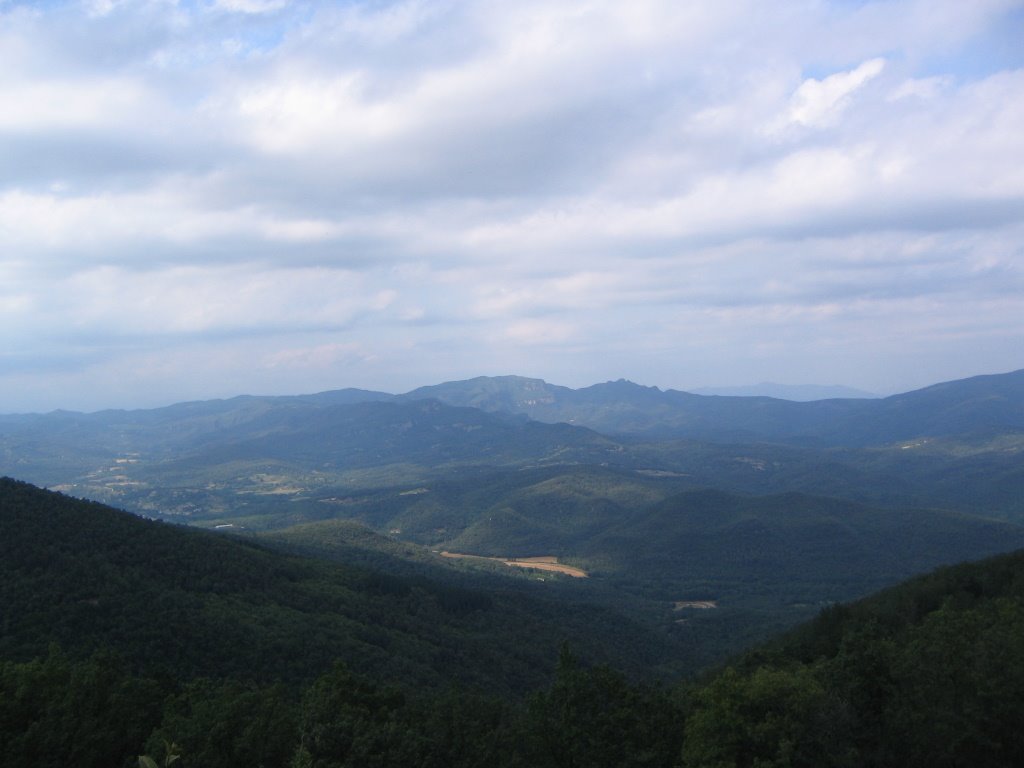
[4, 368, 1024, 766]
[4, 369, 1024, 669]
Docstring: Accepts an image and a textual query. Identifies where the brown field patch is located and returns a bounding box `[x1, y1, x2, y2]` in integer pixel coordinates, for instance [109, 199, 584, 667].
[440, 551, 588, 578]
[673, 600, 717, 610]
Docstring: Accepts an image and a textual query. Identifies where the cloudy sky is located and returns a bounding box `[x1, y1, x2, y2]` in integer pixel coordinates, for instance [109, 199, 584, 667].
[2, 0, 1023, 412]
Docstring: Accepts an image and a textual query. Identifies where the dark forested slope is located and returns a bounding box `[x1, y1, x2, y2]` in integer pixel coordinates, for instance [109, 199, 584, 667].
[681, 547, 1024, 767]
[6, 475, 1024, 767]
[0, 477, 681, 692]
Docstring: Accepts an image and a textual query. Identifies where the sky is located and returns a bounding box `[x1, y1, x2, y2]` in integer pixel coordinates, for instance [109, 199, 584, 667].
[2, 0, 1023, 412]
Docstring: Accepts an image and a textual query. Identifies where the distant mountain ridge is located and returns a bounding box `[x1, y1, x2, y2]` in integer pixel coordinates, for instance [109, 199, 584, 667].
[4, 369, 1022, 449]
[2, 369, 1023, 480]
[689, 382, 879, 400]
[398, 369, 1024, 446]
[2, 368, 1024, 527]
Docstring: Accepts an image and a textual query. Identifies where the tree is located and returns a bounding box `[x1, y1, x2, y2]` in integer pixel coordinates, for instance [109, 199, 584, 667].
[525, 645, 683, 768]
[681, 665, 850, 768]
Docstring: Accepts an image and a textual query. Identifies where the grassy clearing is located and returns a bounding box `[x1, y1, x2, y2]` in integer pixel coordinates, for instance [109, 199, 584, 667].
[440, 551, 588, 578]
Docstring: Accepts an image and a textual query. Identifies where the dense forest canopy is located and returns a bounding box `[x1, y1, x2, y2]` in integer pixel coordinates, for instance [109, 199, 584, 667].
[4, 477, 1024, 766]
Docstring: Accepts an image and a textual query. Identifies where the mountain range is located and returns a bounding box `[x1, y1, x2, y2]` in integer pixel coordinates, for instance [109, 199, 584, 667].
[399, 369, 1024, 444]
[4, 367, 1023, 461]
[2, 367, 1024, 668]
[3, 367, 1023, 519]
[4, 368, 1024, 765]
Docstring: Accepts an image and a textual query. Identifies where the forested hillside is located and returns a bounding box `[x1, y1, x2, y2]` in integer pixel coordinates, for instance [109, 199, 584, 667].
[0, 478, 680, 691]
[681, 548, 1024, 767]
[3, 370, 1024, 681]
[5, 477, 1024, 766]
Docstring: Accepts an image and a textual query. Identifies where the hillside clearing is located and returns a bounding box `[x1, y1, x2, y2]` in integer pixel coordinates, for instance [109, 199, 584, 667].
[440, 551, 588, 578]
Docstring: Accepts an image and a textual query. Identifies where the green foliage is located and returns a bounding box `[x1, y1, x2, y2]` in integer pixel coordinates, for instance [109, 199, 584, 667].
[290, 662, 422, 767]
[0, 477, 683, 692]
[681, 665, 848, 768]
[861, 598, 1024, 767]
[524, 646, 684, 768]
[0, 646, 163, 768]
[4, 545, 1024, 767]
[697, 548, 1024, 768]
[138, 740, 180, 768]
[264, 466, 1024, 667]
[146, 681, 295, 768]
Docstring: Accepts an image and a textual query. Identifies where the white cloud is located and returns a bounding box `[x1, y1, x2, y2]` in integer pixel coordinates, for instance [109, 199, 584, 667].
[788, 58, 886, 128]
[216, 0, 289, 14]
[55, 264, 396, 336]
[0, 76, 156, 131]
[503, 318, 578, 345]
[262, 341, 376, 370]
[889, 75, 953, 102]
[0, 0, 1023, 410]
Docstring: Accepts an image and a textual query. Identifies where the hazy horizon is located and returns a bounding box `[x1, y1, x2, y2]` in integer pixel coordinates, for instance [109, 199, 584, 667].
[2, 0, 1023, 412]
[13, 367, 1024, 417]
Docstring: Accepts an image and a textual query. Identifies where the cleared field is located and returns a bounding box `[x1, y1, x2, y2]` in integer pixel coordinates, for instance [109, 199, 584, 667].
[673, 600, 717, 610]
[440, 551, 588, 578]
